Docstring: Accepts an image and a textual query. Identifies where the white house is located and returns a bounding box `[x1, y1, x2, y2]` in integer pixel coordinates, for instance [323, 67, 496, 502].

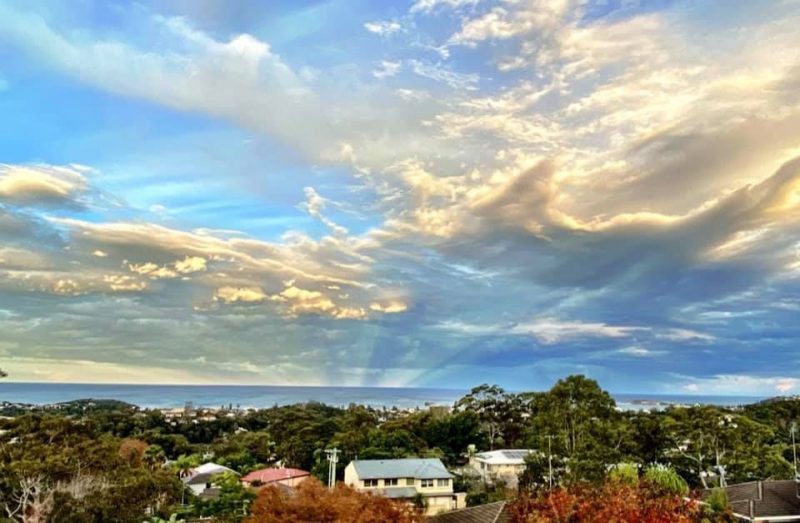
[344, 458, 466, 516]
[182, 463, 239, 498]
[469, 449, 536, 488]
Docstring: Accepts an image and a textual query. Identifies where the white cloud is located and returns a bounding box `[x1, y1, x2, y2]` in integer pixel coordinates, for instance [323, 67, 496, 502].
[214, 286, 267, 304]
[410, 0, 481, 14]
[0, 164, 87, 206]
[408, 60, 479, 90]
[364, 20, 402, 36]
[513, 318, 646, 344]
[373, 60, 402, 79]
[659, 328, 715, 342]
[677, 375, 799, 396]
[618, 346, 663, 357]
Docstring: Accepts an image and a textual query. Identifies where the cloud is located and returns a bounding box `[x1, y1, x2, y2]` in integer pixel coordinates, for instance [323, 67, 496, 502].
[0, 164, 88, 207]
[435, 317, 645, 344]
[513, 318, 646, 344]
[617, 346, 664, 358]
[270, 284, 367, 320]
[174, 256, 208, 274]
[364, 20, 402, 36]
[373, 60, 402, 79]
[300, 187, 349, 236]
[677, 375, 799, 396]
[214, 286, 267, 304]
[410, 0, 481, 14]
[369, 300, 409, 314]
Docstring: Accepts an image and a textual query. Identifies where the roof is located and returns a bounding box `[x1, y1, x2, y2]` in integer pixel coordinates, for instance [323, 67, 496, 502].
[241, 467, 309, 484]
[428, 501, 510, 523]
[703, 480, 800, 520]
[350, 458, 453, 480]
[473, 450, 536, 465]
[183, 463, 239, 485]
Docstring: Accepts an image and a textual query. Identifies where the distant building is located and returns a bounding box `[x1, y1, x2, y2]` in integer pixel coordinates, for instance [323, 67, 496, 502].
[240, 467, 310, 489]
[182, 463, 239, 498]
[469, 449, 536, 488]
[344, 458, 466, 516]
[701, 480, 800, 522]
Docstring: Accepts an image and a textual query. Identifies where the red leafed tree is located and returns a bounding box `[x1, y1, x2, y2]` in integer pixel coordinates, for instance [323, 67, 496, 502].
[245, 478, 424, 523]
[507, 482, 700, 523]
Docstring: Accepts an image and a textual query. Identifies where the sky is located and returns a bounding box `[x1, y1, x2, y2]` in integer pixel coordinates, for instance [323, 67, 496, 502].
[0, 0, 799, 395]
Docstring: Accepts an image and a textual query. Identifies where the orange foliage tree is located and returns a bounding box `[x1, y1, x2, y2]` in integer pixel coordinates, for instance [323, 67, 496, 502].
[118, 438, 149, 468]
[507, 482, 701, 523]
[245, 478, 424, 523]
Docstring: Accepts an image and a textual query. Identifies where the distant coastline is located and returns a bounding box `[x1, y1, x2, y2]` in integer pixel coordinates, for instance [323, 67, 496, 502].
[0, 382, 766, 410]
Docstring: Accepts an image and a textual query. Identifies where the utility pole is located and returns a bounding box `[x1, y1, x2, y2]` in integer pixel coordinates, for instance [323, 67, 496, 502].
[548, 436, 553, 489]
[325, 448, 339, 489]
[792, 422, 798, 480]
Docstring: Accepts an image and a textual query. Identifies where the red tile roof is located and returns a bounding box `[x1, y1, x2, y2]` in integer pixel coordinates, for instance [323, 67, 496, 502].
[241, 467, 310, 484]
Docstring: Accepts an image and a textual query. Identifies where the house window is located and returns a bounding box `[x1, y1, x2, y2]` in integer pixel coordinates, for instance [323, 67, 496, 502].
[406, 478, 415, 486]
[363, 479, 378, 487]
[437, 479, 449, 487]
[384, 478, 398, 486]
[421, 479, 434, 488]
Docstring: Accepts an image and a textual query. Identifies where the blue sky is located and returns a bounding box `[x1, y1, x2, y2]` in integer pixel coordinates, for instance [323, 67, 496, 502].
[1, 0, 799, 395]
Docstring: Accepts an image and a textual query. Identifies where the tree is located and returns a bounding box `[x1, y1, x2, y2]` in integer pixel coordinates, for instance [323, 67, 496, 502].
[143, 444, 167, 470]
[661, 406, 788, 487]
[508, 479, 700, 523]
[527, 375, 623, 482]
[119, 439, 149, 468]
[245, 478, 423, 523]
[195, 472, 255, 523]
[454, 384, 526, 449]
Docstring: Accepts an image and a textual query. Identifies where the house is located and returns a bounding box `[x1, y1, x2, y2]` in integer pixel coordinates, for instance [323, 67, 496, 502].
[702, 480, 800, 522]
[344, 458, 466, 516]
[182, 463, 239, 498]
[240, 467, 310, 489]
[469, 449, 536, 488]
[428, 501, 510, 523]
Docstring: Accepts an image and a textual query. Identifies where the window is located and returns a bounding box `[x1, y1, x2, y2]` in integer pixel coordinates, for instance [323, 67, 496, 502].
[406, 478, 415, 486]
[421, 479, 434, 488]
[384, 478, 398, 486]
[437, 479, 449, 487]
[363, 479, 378, 487]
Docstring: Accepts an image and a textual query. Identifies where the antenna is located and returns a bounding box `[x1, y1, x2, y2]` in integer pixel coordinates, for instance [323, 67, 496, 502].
[325, 448, 340, 489]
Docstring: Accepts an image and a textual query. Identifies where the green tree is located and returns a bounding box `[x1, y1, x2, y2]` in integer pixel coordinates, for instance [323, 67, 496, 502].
[195, 472, 255, 523]
[527, 375, 623, 482]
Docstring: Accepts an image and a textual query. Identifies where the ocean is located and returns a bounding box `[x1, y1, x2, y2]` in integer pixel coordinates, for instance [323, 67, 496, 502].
[0, 382, 766, 410]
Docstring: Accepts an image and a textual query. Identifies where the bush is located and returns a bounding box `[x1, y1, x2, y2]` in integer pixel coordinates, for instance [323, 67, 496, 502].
[644, 464, 689, 497]
[508, 480, 699, 522]
[246, 478, 423, 522]
[608, 463, 639, 486]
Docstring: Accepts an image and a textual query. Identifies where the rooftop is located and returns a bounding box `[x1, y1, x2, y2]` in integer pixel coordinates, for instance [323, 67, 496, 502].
[182, 463, 239, 485]
[473, 449, 536, 465]
[350, 458, 453, 480]
[241, 467, 309, 484]
[428, 501, 510, 523]
[703, 480, 800, 521]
